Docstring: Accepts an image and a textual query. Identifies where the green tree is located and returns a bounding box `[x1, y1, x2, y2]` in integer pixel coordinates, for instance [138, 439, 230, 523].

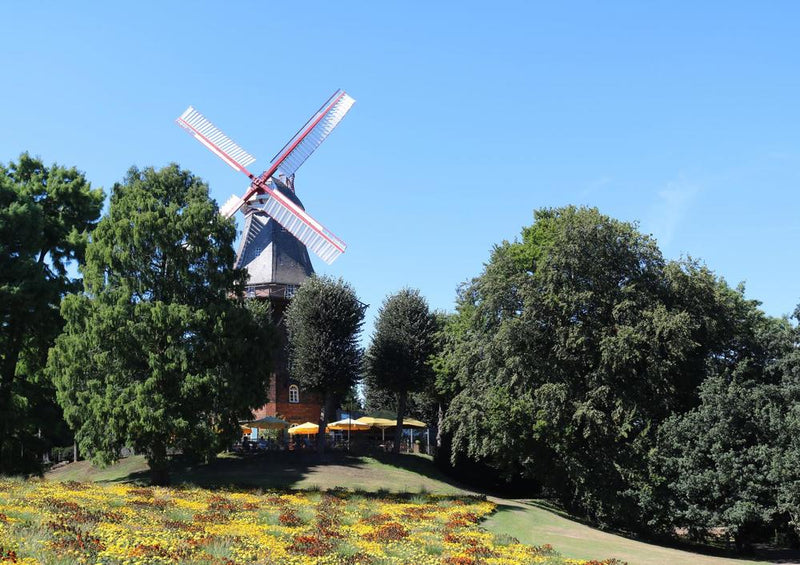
[442, 206, 707, 527]
[0, 153, 103, 474]
[365, 289, 437, 453]
[47, 165, 273, 484]
[776, 306, 800, 545]
[285, 275, 365, 455]
[429, 309, 471, 450]
[363, 380, 394, 414]
[655, 310, 795, 551]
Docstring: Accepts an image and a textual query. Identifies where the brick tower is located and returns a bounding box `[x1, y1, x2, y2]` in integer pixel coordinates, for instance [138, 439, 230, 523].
[236, 177, 323, 424]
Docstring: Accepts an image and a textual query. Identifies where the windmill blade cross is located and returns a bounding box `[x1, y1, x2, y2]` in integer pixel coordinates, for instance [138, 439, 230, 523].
[174, 92, 353, 264]
[176, 106, 257, 177]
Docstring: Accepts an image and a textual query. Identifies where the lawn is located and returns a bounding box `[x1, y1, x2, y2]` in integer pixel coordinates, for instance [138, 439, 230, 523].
[46, 452, 467, 495]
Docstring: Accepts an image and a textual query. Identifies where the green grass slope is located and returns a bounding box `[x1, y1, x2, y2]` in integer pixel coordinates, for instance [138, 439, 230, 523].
[46, 452, 467, 495]
[481, 500, 774, 565]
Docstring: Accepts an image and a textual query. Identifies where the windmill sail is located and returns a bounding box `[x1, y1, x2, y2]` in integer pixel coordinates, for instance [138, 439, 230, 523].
[177, 106, 257, 175]
[269, 90, 355, 180]
[219, 194, 245, 219]
[258, 188, 346, 265]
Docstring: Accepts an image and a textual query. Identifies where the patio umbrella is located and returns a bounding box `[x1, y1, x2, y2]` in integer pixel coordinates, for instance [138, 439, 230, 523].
[240, 416, 290, 430]
[355, 416, 397, 442]
[328, 418, 371, 447]
[328, 418, 371, 431]
[356, 416, 397, 427]
[288, 422, 328, 435]
[402, 418, 427, 428]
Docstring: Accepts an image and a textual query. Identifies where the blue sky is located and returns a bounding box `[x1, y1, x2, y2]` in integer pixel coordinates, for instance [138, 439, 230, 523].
[2, 2, 798, 340]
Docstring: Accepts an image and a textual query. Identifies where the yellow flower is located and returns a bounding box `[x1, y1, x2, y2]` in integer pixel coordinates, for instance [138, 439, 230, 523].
[0, 480, 600, 564]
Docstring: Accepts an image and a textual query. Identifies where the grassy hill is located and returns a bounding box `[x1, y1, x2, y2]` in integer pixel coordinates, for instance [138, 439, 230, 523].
[46, 452, 466, 494]
[45, 452, 794, 565]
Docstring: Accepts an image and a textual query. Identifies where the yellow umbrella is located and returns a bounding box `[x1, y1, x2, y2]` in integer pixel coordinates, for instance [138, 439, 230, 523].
[355, 416, 397, 442]
[328, 418, 371, 448]
[355, 416, 396, 428]
[328, 418, 371, 431]
[288, 422, 328, 435]
[402, 418, 427, 428]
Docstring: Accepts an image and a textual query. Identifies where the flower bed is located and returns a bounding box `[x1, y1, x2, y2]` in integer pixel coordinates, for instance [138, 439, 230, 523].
[0, 479, 622, 564]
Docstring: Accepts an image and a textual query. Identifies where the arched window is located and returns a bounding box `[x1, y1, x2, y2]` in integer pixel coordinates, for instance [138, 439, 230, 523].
[288, 384, 299, 404]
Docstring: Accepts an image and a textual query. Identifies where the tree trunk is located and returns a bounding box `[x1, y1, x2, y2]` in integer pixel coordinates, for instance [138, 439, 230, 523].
[436, 402, 444, 449]
[393, 390, 407, 454]
[148, 442, 170, 486]
[317, 392, 334, 457]
[733, 527, 754, 555]
[0, 326, 24, 473]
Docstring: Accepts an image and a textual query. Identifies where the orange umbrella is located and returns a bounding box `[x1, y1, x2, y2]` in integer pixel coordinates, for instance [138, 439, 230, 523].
[288, 422, 329, 435]
[329, 418, 371, 448]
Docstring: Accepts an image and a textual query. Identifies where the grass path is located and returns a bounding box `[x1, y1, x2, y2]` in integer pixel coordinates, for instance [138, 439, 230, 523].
[46, 453, 796, 565]
[481, 499, 778, 565]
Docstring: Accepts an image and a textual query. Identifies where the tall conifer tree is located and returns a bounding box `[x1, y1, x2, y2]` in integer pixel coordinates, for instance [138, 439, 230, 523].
[48, 165, 274, 484]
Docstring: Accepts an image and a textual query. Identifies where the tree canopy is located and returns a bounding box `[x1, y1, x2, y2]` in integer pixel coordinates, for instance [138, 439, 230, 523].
[365, 288, 437, 453]
[285, 275, 365, 455]
[655, 310, 800, 550]
[0, 153, 103, 473]
[438, 205, 798, 534]
[47, 164, 274, 484]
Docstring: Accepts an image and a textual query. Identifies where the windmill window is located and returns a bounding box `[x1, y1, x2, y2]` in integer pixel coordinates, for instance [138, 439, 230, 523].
[288, 385, 299, 404]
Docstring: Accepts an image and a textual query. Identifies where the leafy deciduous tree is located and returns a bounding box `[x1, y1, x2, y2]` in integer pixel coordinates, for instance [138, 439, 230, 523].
[365, 288, 437, 454]
[0, 153, 103, 474]
[654, 302, 800, 551]
[441, 206, 713, 527]
[776, 307, 800, 545]
[285, 275, 365, 455]
[439, 205, 800, 541]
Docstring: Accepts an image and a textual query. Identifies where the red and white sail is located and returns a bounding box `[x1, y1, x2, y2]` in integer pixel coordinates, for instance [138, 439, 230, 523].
[176, 107, 256, 176]
[176, 91, 354, 264]
[269, 90, 355, 180]
[258, 189, 346, 264]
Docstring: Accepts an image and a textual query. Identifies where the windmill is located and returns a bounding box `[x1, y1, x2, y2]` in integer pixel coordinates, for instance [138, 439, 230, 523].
[175, 91, 355, 424]
[176, 89, 355, 268]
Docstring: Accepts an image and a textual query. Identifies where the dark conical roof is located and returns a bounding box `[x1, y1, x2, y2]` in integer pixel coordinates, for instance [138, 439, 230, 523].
[235, 182, 314, 288]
